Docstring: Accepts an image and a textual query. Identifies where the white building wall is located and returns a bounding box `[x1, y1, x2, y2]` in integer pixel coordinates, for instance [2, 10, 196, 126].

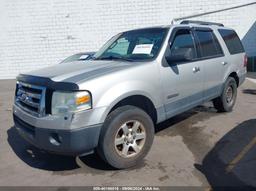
[0, 0, 255, 79]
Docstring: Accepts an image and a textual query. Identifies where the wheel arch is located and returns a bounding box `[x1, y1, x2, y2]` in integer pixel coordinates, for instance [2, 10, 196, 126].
[98, 93, 158, 125]
[108, 95, 158, 124]
[228, 72, 239, 87]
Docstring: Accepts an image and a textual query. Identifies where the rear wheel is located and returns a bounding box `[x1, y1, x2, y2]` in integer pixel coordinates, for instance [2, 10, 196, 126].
[213, 77, 237, 112]
[97, 105, 154, 169]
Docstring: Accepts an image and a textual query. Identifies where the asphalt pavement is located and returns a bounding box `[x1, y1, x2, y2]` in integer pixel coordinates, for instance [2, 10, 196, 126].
[0, 78, 256, 189]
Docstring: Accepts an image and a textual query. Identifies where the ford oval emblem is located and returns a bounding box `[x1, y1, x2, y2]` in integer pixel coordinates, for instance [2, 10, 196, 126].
[20, 93, 28, 101]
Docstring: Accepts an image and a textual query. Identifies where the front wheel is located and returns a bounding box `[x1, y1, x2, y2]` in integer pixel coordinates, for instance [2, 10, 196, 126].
[213, 77, 237, 112]
[97, 105, 154, 169]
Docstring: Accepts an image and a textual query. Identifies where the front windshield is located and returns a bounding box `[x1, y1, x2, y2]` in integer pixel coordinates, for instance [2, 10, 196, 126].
[93, 28, 168, 61]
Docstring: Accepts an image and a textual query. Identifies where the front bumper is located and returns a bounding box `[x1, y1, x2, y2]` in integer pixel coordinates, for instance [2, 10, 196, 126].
[13, 113, 102, 156]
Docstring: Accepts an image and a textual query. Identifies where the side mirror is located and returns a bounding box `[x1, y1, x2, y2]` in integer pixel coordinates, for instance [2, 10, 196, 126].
[165, 48, 194, 63]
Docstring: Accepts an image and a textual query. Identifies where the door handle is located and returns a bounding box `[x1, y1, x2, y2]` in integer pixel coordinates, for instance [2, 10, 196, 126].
[193, 66, 200, 73]
[222, 61, 228, 66]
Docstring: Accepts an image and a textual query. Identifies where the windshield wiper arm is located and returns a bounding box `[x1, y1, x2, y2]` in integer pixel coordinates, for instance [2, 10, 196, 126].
[95, 55, 134, 62]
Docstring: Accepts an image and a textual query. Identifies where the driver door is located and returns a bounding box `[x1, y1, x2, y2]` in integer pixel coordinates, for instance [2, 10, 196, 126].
[160, 27, 205, 118]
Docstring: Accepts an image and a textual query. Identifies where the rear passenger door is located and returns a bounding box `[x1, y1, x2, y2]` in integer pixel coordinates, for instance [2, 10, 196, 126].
[192, 28, 225, 101]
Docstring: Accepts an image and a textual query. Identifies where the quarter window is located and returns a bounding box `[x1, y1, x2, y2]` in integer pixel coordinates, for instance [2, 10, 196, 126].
[218, 29, 244, 55]
[195, 30, 223, 58]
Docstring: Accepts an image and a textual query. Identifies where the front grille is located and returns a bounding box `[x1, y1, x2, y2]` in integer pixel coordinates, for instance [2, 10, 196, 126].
[15, 81, 46, 117]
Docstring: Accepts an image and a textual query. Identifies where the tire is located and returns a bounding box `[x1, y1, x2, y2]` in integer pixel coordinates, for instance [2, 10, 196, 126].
[213, 77, 237, 112]
[97, 105, 154, 169]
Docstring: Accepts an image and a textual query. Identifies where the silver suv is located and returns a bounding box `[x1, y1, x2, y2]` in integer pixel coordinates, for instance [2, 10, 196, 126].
[13, 20, 247, 169]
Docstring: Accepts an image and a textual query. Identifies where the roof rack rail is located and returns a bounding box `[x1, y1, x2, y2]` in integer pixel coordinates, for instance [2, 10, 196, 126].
[180, 20, 224, 27]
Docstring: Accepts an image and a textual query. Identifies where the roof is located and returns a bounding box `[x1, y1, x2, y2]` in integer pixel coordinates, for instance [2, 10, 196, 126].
[122, 20, 232, 33]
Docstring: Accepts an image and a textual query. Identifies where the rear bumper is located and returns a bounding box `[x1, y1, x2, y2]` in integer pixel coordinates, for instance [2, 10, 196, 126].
[238, 72, 246, 86]
[13, 114, 102, 156]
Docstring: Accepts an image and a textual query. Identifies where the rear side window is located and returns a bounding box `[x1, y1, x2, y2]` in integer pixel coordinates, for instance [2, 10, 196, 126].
[194, 30, 223, 58]
[218, 29, 244, 55]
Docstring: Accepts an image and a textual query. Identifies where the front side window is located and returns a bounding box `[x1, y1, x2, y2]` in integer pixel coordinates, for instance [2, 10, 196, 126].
[170, 29, 197, 59]
[94, 28, 168, 61]
[195, 30, 223, 58]
[218, 29, 244, 55]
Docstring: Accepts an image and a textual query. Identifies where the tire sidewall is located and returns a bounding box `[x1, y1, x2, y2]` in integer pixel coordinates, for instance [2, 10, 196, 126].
[99, 106, 154, 169]
[221, 77, 237, 111]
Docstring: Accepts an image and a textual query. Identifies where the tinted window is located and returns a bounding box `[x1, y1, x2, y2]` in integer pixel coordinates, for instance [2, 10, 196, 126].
[212, 33, 223, 55]
[218, 29, 244, 54]
[195, 30, 223, 58]
[170, 29, 196, 59]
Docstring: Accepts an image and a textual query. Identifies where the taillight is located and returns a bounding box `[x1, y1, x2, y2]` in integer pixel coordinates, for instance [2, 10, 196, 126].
[244, 54, 248, 67]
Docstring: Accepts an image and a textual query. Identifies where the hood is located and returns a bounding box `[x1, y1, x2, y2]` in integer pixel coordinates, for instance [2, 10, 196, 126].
[24, 60, 134, 83]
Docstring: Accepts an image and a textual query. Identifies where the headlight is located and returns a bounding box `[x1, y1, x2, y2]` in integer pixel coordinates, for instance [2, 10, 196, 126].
[52, 91, 92, 115]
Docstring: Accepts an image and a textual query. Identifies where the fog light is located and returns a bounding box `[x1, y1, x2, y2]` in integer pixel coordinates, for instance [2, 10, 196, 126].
[49, 133, 62, 146]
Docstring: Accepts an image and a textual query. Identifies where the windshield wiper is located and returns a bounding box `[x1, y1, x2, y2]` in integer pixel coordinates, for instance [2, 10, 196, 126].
[95, 55, 134, 62]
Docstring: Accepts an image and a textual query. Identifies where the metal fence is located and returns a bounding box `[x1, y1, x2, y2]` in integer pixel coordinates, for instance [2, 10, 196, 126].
[248, 57, 256, 72]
